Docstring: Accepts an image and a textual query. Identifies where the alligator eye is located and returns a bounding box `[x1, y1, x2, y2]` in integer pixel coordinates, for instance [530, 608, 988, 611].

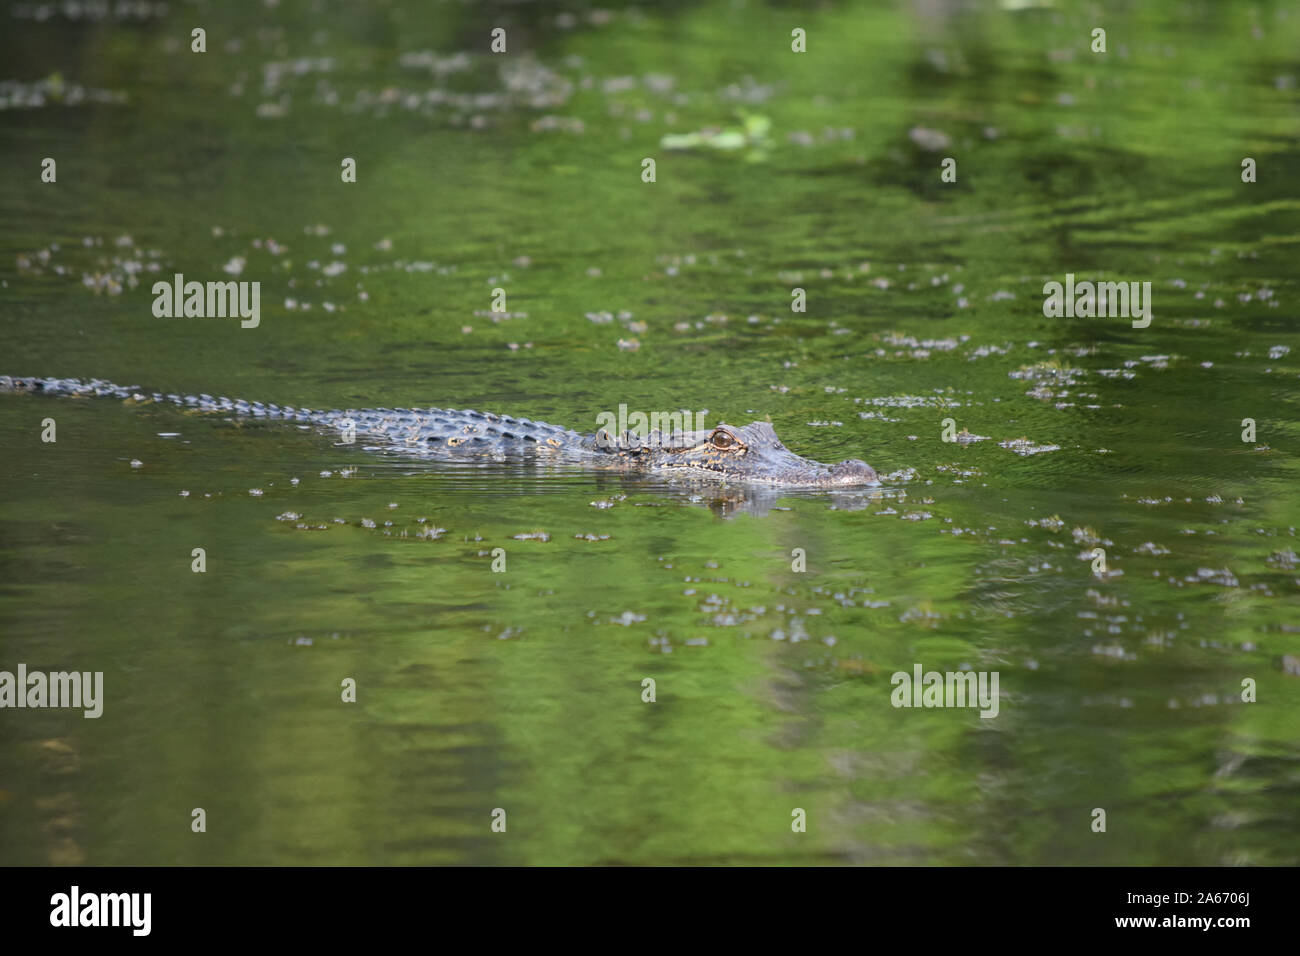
[710, 429, 739, 451]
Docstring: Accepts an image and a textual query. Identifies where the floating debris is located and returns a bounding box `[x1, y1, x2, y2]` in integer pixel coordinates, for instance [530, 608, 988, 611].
[999, 438, 1061, 456]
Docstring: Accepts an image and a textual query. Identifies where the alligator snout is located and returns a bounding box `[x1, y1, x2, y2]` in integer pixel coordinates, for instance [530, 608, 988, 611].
[831, 459, 877, 485]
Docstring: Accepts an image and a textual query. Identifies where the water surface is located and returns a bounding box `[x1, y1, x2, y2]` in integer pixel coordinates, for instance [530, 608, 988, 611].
[1, 0, 1298, 865]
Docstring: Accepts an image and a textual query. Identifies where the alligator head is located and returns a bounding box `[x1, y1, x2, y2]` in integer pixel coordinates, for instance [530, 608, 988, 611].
[591, 421, 878, 487]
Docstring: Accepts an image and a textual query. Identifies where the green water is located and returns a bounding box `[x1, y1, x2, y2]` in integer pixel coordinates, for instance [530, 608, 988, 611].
[1, 0, 1298, 865]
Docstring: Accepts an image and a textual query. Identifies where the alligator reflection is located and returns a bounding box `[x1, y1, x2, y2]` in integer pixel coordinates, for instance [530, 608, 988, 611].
[371, 460, 895, 518]
[600, 476, 891, 518]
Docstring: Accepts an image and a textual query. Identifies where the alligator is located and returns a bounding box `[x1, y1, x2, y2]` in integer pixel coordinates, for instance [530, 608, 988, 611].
[1, 375, 878, 487]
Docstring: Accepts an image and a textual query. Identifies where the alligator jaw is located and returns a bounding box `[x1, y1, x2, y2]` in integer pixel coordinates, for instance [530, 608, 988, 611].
[651, 457, 878, 487]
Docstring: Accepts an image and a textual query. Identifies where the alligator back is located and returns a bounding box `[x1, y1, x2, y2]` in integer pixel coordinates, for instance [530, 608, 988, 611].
[330, 406, 589, 459]
[0, 375, 591, 460]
